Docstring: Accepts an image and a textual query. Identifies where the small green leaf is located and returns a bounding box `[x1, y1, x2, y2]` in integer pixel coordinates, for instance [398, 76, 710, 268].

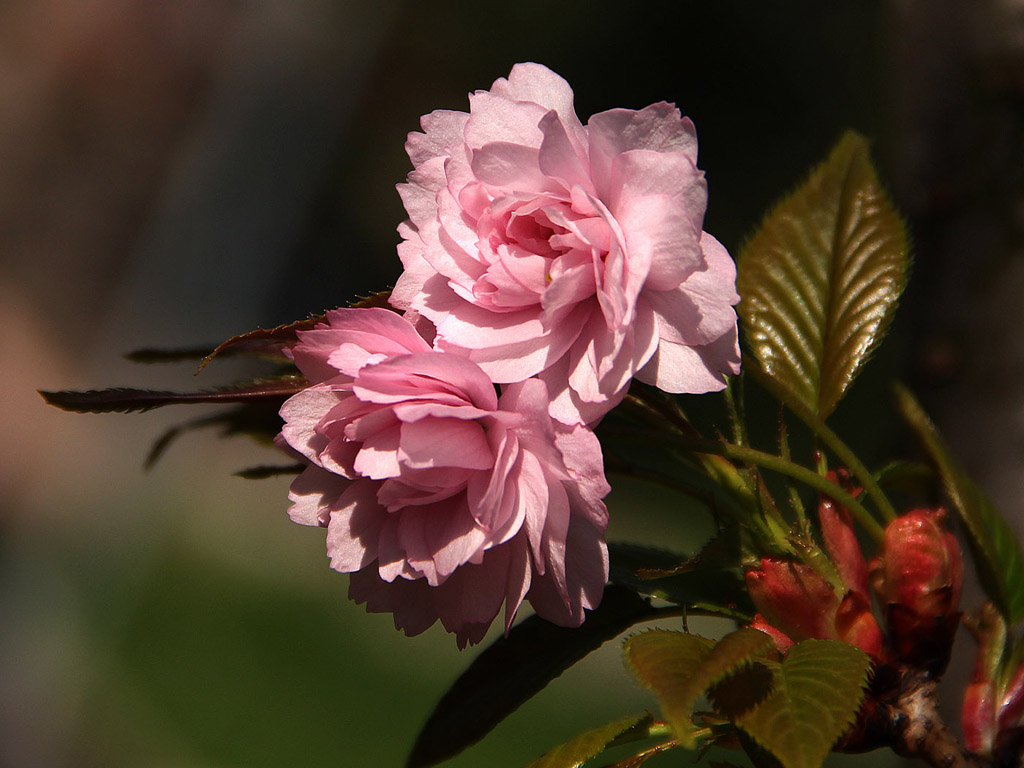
[733, 640, 871, 768]
[895, 384, 1024, 624]
[624, 628, 776, 748]
[522, 713, 656, 768]
[737, 131, 909, 419]
[408, 586, 658, 768]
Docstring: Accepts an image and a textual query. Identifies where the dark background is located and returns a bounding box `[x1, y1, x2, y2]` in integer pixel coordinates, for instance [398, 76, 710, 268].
[3, 1, 1022, 766]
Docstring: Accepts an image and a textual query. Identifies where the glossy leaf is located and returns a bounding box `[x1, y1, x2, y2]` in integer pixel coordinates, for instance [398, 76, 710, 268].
[408, 587, 658, 768]
[39, 375, 307, 414]
[624, 628, 775, 748]
[737, 131, 908, 418]
[895, 384, 1024, 624]
[521, 713, 655, 768]
[733, 640, 871, 768]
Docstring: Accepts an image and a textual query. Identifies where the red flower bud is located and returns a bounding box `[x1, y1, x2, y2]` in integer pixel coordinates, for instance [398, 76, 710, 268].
[746, 558, 883, 659]
[818, 469, 870, 598]
[871, 508, 963, 672]
[962, 677, 997, 754]
[750, 613, 794, 653]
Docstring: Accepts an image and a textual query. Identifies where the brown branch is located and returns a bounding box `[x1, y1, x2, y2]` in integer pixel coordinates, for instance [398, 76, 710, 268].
[890, 673, 984, 768]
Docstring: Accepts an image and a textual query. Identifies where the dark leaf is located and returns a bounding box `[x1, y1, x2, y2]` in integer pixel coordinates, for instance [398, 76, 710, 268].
[895, 384, 1024, 624]
[737, 131, 909, 419]
[124, 346, 219, 364]
[198, 315, 327, 371]
[198, 290, 393, 370]
[39, 375, 307, 415]
[407, 586, 659, 768]
[608, 543, 752, 621]
[144, 403, 287, 469]
[234, 464, 305, 480]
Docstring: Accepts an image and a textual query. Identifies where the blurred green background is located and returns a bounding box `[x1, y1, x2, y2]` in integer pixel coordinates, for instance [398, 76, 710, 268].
[4, 1, 1023, 766]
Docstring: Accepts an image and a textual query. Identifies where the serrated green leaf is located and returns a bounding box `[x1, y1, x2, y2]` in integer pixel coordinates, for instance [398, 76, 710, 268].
[624, 628, 776, 748]
[733, 640, 871, 768]
[408, 586, 658, 768]
[737, 131, 909, 419]
[522, 713, 655, 768]
[895, 384, 1024, 624]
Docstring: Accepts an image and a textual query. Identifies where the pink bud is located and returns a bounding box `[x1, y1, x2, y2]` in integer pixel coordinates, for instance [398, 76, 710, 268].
[750, 613, 794, 653]
[747, 559, 839, 642]
[746, 558, 884, 659]
[871, 508, 963, 672]
[963, 680, 998, 754]
[818, 469, 870, 598]
[834, 590, 885, 660]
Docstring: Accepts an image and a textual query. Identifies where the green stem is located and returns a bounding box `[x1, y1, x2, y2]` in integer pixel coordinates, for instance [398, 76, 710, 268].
[724, 374, 749, 447]
[664, 433, 886, 544]
[746, 363, 898, 524]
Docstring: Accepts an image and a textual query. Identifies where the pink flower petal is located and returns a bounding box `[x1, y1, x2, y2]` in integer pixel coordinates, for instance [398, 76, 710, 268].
[398, 417, 493, 471]
[326, 479, 385, 572]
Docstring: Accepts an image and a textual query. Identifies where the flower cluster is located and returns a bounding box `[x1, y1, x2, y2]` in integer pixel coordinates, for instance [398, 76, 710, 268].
[393, 62, 740, 425]
[274, 63, 740, 644]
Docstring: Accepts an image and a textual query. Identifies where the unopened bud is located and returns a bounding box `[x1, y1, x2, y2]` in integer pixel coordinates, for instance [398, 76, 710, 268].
[818, 469, 870, 597]
[871, 508, 963, 673]
[746, 558, 883, 659]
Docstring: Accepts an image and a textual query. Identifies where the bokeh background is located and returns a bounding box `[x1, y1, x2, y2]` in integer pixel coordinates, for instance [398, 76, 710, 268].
[3, 1, 1024, 766]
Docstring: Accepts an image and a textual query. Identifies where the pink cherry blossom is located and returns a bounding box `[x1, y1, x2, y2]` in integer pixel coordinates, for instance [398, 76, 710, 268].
[393, 62, 740, 424]
[277, 307, 610, 647]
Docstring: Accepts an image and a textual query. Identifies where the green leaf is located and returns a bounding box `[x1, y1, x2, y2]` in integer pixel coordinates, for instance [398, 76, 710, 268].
[624, 628, 776, 748]
[522, 713, 659, 768]
[737, 131, 909, 419]
[733, 640, 871, 768]
[895, 384, 1024, 624]
[407, 586, 658, 768]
